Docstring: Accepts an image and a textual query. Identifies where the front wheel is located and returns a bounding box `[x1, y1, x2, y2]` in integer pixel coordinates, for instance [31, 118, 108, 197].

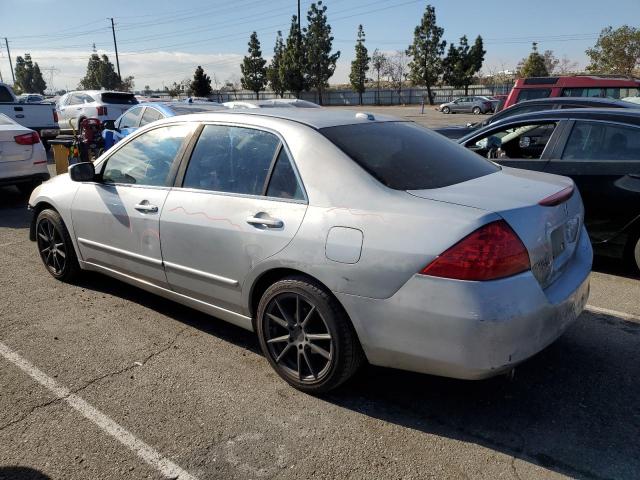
[441, 106, 450, 114]
[472, 106, 481, 115]
[35, 209, 80, 282]
[256, 276, 363, 393]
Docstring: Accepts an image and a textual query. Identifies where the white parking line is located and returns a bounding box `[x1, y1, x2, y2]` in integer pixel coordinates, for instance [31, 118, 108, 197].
[0, 341, 198, 480]
[586, 304, 640, 323]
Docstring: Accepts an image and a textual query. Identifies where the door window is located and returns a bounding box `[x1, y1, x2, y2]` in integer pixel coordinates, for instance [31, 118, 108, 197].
[266, 148, 304, 200]
[561, 87, 602, 98]
[562, 121, 640, 160]
[118, 107, 142, 129]
[101, 124, 195, 186]
[0, 86, 13, 102]
[67, 94, 83, 105]
[140, 107, 164, 126]
[516, 89, 551, 103]
[182, 125, 280, 195]
[468, 122, 558, 159]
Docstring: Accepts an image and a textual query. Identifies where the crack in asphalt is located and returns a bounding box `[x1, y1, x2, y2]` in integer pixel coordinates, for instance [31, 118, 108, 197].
[0, 326, 189, 433]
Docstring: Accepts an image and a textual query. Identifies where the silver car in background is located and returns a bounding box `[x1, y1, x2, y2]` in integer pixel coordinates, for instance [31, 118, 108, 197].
[439, 96, 494, 114]
[56, 90, 138, 132]
[28, 109, 591, 393]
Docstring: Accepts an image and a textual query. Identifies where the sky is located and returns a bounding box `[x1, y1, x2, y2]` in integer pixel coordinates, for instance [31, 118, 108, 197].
[1, 0, 639, 92]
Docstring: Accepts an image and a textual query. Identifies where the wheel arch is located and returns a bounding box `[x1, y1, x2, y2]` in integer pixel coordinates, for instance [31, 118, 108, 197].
[29, 201, 57, 241]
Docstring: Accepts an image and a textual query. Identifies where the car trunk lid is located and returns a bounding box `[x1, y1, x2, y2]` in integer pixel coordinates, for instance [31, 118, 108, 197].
[0, 126, 33, 162]
[408, 167, 584, 288]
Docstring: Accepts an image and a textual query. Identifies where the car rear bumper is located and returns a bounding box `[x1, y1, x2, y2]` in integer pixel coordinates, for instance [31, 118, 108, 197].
[336, 226, 592, 380]
[0, 172, 50, 187]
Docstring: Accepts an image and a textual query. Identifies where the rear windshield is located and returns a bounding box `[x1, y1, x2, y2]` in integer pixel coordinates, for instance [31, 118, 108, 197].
[169, 105, 224, 115]
[320, 122, 499, 190]
[100, 93, 138, 105]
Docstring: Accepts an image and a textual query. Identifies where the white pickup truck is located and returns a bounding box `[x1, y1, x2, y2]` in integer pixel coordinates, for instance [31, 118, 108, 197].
[0, 83, 59, 148]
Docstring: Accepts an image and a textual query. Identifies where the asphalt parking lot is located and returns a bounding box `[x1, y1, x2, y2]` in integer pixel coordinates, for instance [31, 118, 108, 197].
[1, 107, 639, 480]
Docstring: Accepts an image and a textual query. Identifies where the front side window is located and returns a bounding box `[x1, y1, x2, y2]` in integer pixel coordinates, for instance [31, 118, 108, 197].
[562, 121, 640, 160]
[0, 86, 13, 102]
[468, 122, 558, 160]
[101, 124, 195, 186]
[562, 87, 602, 98]
[266, 149, 304, 200]
[321, 122, 499, 190]
[118, 108, 142, 129]
[516, 89, 551, 103]
[183, 125, 280, 195]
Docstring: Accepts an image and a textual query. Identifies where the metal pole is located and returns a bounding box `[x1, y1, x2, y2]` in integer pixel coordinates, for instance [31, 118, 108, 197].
[297, 0, 301, 31]
[4, 38, 15, 84]
[109, 18, 121, 80]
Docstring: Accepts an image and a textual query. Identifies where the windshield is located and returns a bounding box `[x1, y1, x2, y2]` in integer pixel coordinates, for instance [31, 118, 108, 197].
[320, 122, 499, 190]
[169, 105, 225, 115]
[100, 93, 138, 105]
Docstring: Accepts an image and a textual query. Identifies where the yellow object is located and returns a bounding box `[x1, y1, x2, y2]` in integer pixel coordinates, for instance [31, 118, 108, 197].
[52, 143, 71, 175]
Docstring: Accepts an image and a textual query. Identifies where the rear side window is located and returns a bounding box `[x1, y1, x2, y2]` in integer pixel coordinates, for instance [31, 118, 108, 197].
[320, 122, 499, 190]
[562, 121, 640, 160]
[118, 108, 142, 128]
[140, 108, 163, 126]
[183, 125, 280, 195]
[266, 149, 304, 200]
[516, 89, 551, 103]
[561, 87, 602, 98]
[101, 93, 138, 105]
[0, 86, 14, 102]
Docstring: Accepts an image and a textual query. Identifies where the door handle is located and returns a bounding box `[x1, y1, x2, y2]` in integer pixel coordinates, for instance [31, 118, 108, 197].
[246, 215, 283, 228]
[134, 203, 158, 213]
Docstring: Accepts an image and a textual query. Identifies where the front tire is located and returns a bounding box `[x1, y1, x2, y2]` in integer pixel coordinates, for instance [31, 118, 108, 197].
[256, 276, 363, 393]
[35, 209, 80, 282]
[441, 106, 450, 114]
[631, 234, 640, 274]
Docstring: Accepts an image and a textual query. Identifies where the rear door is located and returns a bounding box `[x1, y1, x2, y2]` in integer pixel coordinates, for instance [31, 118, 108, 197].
[160, 123, 307, 311]
[544, 120, 640, 243]
[72, 122, 197, 286]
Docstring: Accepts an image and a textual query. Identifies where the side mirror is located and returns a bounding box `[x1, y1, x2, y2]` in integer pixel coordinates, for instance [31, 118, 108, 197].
[102, 119, 117, 131]
[69, 162, 95, 182]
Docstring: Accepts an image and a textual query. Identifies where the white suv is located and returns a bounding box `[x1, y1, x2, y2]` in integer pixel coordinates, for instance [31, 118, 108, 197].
[56, 91, 138, 132]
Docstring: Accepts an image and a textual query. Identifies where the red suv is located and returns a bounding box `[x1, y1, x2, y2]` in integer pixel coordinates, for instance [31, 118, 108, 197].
[503, 75, 640, 109]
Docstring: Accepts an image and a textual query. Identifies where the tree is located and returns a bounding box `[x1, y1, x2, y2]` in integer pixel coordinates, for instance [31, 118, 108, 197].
[280, 15, 306, 98]
[15, 54, 33, 94]
[384, 51, 408, 104]
[190, 65, 212, 97]
[120, 75, 135, 92]
[241, 32, 268, 99]
[31, 63, 47, 94]
[406, 4, 446, 105]
[371, 49, 388, 105]
[442, 35, 485, 94]
[143, 85, 152, 95]
[267, 31, 286, 98]
[78, 54, 121, 90]
[518, 42, 549, 78]
[349, 25, 369, 105]
[542, 50, 559, 75]
[304, 1, 340, 105]
[556, 55, 579, 75]
[586, 26, 640, 76]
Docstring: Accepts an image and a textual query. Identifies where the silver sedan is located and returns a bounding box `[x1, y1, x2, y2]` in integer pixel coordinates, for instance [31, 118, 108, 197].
[28, 109, 592, 393]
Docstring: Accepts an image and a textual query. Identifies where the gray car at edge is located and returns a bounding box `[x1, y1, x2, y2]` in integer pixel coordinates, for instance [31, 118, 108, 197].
[28, 109, 592, 393]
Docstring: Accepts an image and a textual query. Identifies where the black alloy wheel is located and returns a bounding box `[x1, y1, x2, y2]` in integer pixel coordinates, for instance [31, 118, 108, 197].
[35, 209, 80, 281]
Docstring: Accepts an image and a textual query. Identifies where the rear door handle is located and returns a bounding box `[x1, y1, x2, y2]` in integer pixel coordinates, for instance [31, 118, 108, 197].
[134, 203, 158, 213]
[246, 215, 283, 228]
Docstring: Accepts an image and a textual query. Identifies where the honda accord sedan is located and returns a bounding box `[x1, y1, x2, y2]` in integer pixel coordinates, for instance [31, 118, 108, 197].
[28, 109, 592, 393]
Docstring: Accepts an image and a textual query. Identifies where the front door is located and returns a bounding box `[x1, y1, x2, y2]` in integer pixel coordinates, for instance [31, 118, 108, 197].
[72, 123, 196, 286]
[545, 120, 640, 243]
[160, 124, 307, 312]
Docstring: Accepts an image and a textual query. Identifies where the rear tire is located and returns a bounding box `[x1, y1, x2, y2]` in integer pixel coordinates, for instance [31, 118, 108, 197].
[472, 106, 481, 115]
[35, 209, 81, 282]
[631, 234, 640, 274]
[256, 276, 364, 393]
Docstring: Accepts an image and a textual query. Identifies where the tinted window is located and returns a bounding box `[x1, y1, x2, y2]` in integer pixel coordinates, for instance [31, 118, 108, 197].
[468, 123, 557, 160]
[67, 94, 83, 105]
[183, 125, 280, 195]
[516, 89, 551, 103]
[562, 87, 602, 98]
[266, 149, 304, 200]
[320, 122, 499, 190]
[492, 104, 552, 123]
[562, 121, 640, 160]
[140, 107, 163, 126]
[101, 93, 138, 105]
[0, 87, 14, 102]
[118, 108, 142, 128]
[102, 124, 194, 186]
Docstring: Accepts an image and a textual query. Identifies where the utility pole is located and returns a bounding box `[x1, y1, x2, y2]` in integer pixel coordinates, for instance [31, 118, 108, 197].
[4, 38, 15, 84]
[108, 18, 121, 80]
[297, 0, 300, 31]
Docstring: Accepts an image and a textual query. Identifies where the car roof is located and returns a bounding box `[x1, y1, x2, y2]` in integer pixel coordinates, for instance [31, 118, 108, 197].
[508, 96, 639, 108]
[494, 107, 640, 125]
[154, 108, 401, 129]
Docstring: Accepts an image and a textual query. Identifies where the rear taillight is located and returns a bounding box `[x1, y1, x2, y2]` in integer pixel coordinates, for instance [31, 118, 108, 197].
[14, 132, 40, 145]
[420, 220, 530, 281]
[96, 106, 107, 116]
[53, 109, 58, 122]
[539, 185, 574, 206]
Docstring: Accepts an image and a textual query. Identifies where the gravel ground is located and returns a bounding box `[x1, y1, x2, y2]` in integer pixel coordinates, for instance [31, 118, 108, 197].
[1, 107, 639, 480]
